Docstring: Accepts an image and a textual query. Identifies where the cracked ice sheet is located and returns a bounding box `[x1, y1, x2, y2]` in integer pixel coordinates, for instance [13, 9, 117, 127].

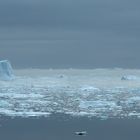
[0, 69, 140, 119]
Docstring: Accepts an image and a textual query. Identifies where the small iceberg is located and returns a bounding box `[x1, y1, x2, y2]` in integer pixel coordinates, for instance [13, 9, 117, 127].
[0, 60, 15, 80]
[121, 75, 140, 81]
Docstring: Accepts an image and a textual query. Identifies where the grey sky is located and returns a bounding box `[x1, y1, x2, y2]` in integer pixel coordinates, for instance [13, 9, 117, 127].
[0, 0, 140, 68]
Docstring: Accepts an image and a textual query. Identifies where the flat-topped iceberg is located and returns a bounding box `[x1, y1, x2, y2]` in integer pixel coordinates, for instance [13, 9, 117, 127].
[0, 60, 15, 80]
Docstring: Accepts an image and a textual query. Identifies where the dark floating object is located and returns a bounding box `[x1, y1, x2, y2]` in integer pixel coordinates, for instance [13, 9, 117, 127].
[75, 131, 87, 136]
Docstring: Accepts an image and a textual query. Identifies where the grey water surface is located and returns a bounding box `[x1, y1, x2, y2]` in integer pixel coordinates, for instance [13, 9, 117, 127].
[0, 114, 140, 140]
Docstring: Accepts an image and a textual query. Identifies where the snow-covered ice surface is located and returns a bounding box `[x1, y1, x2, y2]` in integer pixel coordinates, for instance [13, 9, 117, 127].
[1, 69, 140, 119]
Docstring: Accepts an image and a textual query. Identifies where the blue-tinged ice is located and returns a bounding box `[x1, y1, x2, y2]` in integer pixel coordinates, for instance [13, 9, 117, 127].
[0, 60, 15, 80]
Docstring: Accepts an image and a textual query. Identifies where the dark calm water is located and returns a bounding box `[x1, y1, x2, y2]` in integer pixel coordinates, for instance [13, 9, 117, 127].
[0, 114, 140, 140]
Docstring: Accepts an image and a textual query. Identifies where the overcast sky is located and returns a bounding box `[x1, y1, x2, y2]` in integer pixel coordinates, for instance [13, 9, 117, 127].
[0, 0, 140, 68]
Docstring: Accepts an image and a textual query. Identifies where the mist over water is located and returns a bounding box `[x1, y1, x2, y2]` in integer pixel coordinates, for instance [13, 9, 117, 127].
[0, 28, 140, 69]
[0, 0, 140, 69]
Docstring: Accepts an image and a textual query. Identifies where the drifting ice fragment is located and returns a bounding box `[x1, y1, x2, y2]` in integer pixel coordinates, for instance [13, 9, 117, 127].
[80, 86, 100, 92]
[121, 75, 139, 81]
[0, 60, 15, 80]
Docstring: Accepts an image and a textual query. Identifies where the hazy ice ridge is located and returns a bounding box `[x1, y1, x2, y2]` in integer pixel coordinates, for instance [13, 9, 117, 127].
[1, 69, 140, 119]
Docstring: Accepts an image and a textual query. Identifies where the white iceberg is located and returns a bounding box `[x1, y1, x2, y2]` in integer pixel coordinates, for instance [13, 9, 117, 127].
[121, 75, 139, 81]
[0, 60, 15, 80]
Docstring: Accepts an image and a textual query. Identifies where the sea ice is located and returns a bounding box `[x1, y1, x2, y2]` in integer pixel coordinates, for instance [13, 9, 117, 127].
[0, 69, 140, 119]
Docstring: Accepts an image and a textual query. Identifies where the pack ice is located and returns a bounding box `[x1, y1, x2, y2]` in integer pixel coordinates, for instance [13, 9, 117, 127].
[0, 60, 15, 80]
[0, 68, 140, 119]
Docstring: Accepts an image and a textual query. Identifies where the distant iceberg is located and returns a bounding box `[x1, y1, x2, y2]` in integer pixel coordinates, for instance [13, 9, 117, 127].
[121, 75, 140, 81]
[0, 60, 15, 80]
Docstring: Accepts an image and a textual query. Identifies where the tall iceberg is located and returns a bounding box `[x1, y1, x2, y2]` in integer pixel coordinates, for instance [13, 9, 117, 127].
[0, 60, 15, 80]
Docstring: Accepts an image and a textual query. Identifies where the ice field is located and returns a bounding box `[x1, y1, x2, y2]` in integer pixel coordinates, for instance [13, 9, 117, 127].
[1, 68, 140, 119]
